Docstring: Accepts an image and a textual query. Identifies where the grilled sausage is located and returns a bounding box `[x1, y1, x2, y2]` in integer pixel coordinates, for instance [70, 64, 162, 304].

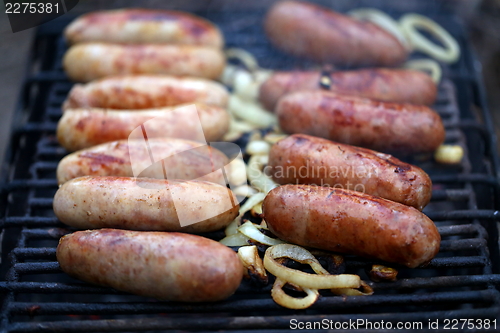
[53, 176, 239, 233]
[268, 134, 432, 210]
[63, 43, 226, 82]
[263, 185, 440, 268]
[57, 138, 229, 184]
[64, 8, 224, 48]
[63, 75, 229, 110]
[57, 229, 242, 302]
[264, 1, 408, 66]
[259, 68, 437, 111]
[276, 91, 445, 154]
[57, 104, 230, 151]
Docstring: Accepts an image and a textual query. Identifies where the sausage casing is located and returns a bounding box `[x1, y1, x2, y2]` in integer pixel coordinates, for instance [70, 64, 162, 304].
[56, 138, 229, 184]
[57, 229, 242, 302]
[268, 134, 432, 210]
[264, 1, 407, 66]
[276, 91, 445, 154]
[263, 185, 440, 268]
[57, 104, 230, 151]
[53, 177, 239, 233]
[63, 43, 226, 82]
[63, 75, 229, 110]
[259, 68, 437, 111]
[64, 8, 224, 48]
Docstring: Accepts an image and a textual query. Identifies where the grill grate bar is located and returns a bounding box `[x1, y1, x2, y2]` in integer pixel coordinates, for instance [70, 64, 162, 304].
[7, 290, 500, 316]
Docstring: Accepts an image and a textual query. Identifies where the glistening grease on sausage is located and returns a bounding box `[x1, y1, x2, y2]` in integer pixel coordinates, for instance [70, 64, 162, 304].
[263, 185, 440, 268]
[276, 90, 445, 154]
[56, 138, 229, 184]
[57, 229, 243, 302]
[264, 1, 408, 66]
[57, 104, 230, 151]
[64, 8, 224, 47]
[53, 177, 239, 233]
[63, 75, 229, 110]
[63, 43, 226, 82]
[259, 68, 437, 111]
[269, 134, 432, 210]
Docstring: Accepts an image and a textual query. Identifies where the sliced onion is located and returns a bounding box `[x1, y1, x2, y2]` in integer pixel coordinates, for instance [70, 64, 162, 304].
[220, 232, 250, 246]
[331, 280, 374, 296]
[247, 154, 277, 194]
[233, 185, 259, 198]
[271, 278, 319, 309]
[404, 59, 442, 83]
[247, 140, 271, 155]
[400, 14, 460, 63]
[225, 48, 259, 72]
[251, 201, 263, 217]
[228, 95, 277, 128]
[238, 221, 286, 246]
[264, 244, 360, 289]
[264, 133, 288, 145]
[238, 245, 268, 284]
[224, 192, 266, 236]
[434, 144, 464, 165]
[368, 264, 398, 282]
[349, 8, 410, 50]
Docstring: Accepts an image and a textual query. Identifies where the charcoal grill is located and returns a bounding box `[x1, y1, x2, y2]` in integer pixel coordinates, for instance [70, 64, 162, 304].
[1, 1, 500, 332]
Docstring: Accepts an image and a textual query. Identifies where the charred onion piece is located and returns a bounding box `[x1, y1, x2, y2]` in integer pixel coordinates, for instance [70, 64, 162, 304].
[331, 280, 374, 296]
[263, 244, 360, 290]
[238, 245, 268, 285]
[369, 264, 399, 282]
[271, 278, 319, 309]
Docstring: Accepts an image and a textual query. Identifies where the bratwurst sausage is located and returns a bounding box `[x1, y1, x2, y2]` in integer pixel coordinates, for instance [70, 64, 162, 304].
[64, 8, 224, 48]
[57, 104, 229, 151]
[268, 134, 432, 210]
[276, 91, 445, 154]
[63, 75, 229, 110]
[264, 1, 408, 66]
[53, 177, 239, 233]
[263, 185, 440, 268]
[259, 68, 437, 111]
[57, 229, 242, 302]
[63, 43, 226, 82]
[56, 138, 229, 184]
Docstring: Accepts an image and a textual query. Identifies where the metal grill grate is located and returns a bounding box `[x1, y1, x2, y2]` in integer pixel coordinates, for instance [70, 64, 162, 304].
[1, 1, 500, 332]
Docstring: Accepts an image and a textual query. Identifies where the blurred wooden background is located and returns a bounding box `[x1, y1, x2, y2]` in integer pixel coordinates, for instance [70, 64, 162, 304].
[0, 0, 498, 166]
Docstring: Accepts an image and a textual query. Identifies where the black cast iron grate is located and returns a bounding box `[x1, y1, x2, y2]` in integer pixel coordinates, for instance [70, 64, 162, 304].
[1, 1, 500, 332]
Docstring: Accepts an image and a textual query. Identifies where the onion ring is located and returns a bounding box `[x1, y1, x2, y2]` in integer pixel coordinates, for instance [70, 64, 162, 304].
[400, 14, 460, 63]
[225, 48, 260, 72]
[228, 95, 277, 129]
[348, 8, 410, 50]
[404, 59, 442, 83]
[271, 278, 319, 309]
[264, 244, 360, 289]
[331, 280, 374, 296]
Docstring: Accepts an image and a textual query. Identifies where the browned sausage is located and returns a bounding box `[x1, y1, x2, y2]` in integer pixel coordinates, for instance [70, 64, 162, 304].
[63, 43, 226, 82]
[53, 177, 239, 233]
[57, 229, 242, 302]
[57, 104, 230, 151]
[263, 185, 440, 268]
[276, 91, 445, 154]
[264, 1, 408, 66]
[63, 75, 229, 110]
[268, 134, 432, 210]
[56, 138, 229, 184]
[64, 8, 224, 48]
[259, 68, 437, 111]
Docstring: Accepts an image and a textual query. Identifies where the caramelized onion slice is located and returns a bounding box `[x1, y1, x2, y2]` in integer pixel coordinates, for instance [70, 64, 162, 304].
[238, 245, 268, 284]
[264, 244, 360, 290]
[271, 278, 319, 309]
[331, 280, 374, 296]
